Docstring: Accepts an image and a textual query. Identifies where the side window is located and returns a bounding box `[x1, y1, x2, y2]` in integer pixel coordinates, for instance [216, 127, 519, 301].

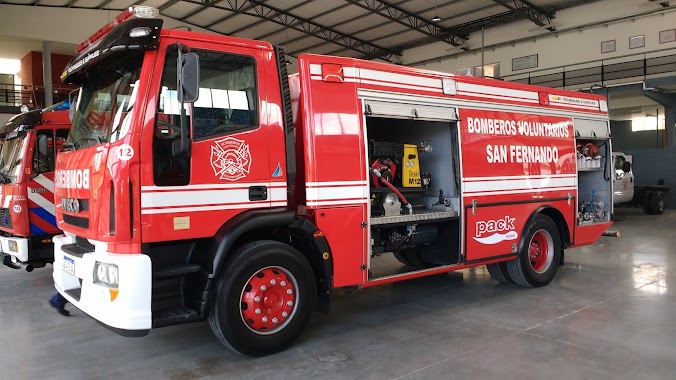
[56, 129, 69, 153]
[192, 51, 258, 140]
[614, 155, 625, 170]
[33, 130, 55, 174]
[153, 46, 259, 186]
[154, 46, 189, 186]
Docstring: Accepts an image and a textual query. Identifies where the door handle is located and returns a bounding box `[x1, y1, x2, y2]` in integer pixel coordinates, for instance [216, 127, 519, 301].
[249, 186, 268, 201]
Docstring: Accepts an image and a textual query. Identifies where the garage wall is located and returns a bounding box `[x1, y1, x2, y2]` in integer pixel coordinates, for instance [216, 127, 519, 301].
[405, 0, 676, 82]
[618, 107, 676, 206]
[611, 120, 666, 151]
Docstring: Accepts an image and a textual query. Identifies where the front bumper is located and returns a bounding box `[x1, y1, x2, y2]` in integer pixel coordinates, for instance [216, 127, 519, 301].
[0, 235, 29, 263]
[52, 234, 152, 334]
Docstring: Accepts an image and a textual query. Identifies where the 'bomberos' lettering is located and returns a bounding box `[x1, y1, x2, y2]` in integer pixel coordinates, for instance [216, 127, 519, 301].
[55, 169, 90, 190]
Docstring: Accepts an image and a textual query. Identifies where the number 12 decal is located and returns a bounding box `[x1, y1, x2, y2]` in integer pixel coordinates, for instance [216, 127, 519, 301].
[117, 144, 135, 161]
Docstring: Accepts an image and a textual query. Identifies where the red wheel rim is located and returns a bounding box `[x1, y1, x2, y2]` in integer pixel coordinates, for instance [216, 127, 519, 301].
[240, 266, 299, 335]
[528, 229, 554, 274]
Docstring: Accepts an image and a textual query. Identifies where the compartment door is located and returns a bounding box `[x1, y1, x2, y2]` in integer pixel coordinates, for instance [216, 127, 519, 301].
[359, 90, 459, 121]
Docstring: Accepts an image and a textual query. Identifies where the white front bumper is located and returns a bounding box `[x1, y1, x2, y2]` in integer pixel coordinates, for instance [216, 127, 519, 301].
[0, 235, 29, 263]
[52, 234, 152, 332]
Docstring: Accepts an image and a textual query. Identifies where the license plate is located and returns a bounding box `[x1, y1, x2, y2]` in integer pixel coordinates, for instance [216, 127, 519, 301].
[63, 256, 75, 275]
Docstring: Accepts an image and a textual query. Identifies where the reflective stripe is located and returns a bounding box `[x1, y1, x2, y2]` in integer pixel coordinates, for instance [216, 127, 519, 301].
[463, 177, 576, 193]
[32, 174, 55, 193]
[27, 192, 56, 215]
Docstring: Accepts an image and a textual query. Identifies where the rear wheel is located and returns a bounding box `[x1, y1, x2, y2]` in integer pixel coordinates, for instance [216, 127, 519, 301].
[486, 262, 514, 284]
[651, 191, 665, 215]
[506, 214, 561, 288]
[208, 241, 316, 356]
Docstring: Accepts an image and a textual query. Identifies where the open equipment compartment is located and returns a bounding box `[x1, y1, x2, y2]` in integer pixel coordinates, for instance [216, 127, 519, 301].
[365, 114, 462, 279]
[574, 118, 613, 226]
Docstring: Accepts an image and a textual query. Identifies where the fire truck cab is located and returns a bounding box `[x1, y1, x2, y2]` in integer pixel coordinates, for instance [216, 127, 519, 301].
[0, 103, 70, 270]
[52, 6, 613, 356]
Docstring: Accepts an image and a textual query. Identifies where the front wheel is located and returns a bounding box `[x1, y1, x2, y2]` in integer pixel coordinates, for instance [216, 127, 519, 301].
[506, 214, 561, 288]
[208, 241, 316, 356]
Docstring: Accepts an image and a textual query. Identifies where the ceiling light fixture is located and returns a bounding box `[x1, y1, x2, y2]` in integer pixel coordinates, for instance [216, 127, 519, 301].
[431, 0, 442, 22]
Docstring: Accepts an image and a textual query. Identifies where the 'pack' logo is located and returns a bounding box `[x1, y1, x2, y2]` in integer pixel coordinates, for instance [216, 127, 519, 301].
[210, 137, 252, 181]
[474, 216, 518, 245]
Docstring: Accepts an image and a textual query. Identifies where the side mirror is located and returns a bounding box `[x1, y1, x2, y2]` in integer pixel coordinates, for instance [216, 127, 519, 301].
[38, 134, 49, 157]
[68, 89, 79, 122]
[171, 139, 190, 157]
[622, 161, 631, 173]
[177, 53, 200, 103]
[174, 51, 199, 157]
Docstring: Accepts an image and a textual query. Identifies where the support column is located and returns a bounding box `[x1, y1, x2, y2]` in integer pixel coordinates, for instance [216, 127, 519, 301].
[42, 40, 53, 107]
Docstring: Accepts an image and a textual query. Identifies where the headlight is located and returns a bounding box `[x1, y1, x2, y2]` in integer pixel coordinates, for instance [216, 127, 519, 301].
[8, 241, 18, 252]
[94, 262, 119, 287]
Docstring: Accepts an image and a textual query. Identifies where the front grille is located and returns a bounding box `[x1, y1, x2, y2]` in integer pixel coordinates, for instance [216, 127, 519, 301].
[75, 236, 95, 252]
[61, 198, 89, 212]
[0, 208, 12, 228]
[63, 214, 90, 229]
[78, 199, 90, 212]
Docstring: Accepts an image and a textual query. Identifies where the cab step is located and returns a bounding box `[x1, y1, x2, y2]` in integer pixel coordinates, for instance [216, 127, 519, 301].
[153, 264, 202, 278]
[153, 306, 200, 328]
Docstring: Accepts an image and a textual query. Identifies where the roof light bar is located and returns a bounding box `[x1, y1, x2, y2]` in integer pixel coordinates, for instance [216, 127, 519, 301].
[75, 6, 159, 53]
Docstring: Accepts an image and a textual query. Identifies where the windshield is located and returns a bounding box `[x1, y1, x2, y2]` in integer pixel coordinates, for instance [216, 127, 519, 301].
[0, 133, 27, 184]
[68, 52, 143, 149]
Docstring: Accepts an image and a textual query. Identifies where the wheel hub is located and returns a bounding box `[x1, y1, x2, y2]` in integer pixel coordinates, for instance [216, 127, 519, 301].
[240, 267, 298, 335]
[528, 230, 553, 274]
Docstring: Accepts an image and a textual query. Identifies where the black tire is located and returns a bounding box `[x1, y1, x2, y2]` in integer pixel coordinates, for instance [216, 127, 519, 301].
[651, 191, 665, 215]
[643, 193, 653, 215]
[506, 214, 561, 288]
[393, 250, 415, 266]
[208, 240, 316, 356]
[486, 262, 514, 284]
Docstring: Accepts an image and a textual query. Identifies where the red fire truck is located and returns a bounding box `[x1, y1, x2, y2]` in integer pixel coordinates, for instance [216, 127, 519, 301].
[0, 103, 70, 271]
[52, 6, 613, 356]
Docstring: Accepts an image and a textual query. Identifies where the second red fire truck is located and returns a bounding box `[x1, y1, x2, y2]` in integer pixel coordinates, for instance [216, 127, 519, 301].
[53, 6, 613, 356]
[0, 103, 70, 270]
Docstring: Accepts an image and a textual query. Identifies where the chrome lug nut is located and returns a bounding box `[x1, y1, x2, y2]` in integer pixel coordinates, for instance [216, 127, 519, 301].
[272, 318, 278, 324]
[262, 316, 268, 322]
[280, 281, 287, 286]
[255, 308, 261, 315]
[260, 285, 267, 291]
[287, 300, 293, 307]
[282, 311, 288, 317]
[254, 296, 261, 302]
[270, 279, 276, 285]
[287, 289, 293, 295]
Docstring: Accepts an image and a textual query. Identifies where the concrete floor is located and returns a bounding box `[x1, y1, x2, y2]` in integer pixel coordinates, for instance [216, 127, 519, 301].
[1, 207, 675, 379]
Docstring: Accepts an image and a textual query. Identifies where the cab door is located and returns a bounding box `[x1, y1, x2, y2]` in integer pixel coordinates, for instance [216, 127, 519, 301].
[140, 40, 287, 242]
[612, 153, 634, 204]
